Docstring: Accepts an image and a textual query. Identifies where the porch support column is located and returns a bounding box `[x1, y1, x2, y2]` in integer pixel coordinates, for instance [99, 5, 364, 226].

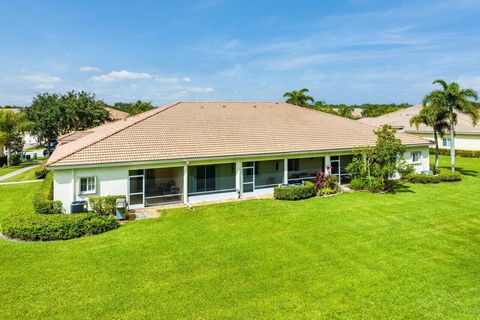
[183, 164, 188, 204]
[324, 155, 331, 175]
[235, 161, 242, 199]
[283, 158, 288, 184]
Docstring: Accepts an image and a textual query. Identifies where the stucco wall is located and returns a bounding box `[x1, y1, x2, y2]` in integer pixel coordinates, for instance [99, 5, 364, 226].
[404, 146, 430, 173]
[412, 132, 480, 151]
[54, 166, 128, 213]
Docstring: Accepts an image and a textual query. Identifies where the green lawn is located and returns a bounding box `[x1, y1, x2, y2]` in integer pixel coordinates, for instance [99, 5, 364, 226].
[0, 156, 479, 319]
[1, 166, 39, 182]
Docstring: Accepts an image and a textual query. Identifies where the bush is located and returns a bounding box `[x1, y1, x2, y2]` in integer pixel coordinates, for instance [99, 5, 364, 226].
[432, 148, 480, 158]
[438, 171, 462, 182]
[348, 177, 386, 193]
[35, 166, 48, 179]
[274, 181, 316, 200]
[0, 155, 6, 167]
[8, 153, 21, 166]
[89, 195, 127, 216]
[405, 172, 462, 184]
[33, 172, 63, 214]
[0, 213, 118, 241]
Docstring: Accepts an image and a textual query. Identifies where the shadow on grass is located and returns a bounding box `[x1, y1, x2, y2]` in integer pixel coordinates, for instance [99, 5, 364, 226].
[437, 165, 478, 177]
[392, 182, 415, 194]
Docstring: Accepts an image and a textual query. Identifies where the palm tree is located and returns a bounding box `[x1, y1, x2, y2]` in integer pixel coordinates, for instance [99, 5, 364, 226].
[283, 88, 314, 108]
[409, 104, 449, 172]
[426, 80, 479, 172]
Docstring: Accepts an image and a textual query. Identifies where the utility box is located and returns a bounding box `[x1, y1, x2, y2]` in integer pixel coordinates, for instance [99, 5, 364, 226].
[71, 200, 88, 214]
[115, 198, 128, 220]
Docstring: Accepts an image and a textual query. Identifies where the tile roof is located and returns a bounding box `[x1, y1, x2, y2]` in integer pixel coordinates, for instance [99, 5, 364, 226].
[358, 104, 480, 134]
[105, 107, 129, 121]
[47, 102, 430, 168]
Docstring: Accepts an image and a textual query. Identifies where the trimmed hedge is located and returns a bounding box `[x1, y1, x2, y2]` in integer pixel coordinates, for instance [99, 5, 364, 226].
[348, 177, 386, 193]
[0, 213, 119, 241]
[405, 172, 462, 184]
[35, 166, 48, 179]
[431, 148, 480, 158]
[33, 172, 63, 214]
[89, 195, 127, 216]
[274, 181, 316, 200]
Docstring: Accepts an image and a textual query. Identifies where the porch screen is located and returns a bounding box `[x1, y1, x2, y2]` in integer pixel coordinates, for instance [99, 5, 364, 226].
[188, 163, 235, 195]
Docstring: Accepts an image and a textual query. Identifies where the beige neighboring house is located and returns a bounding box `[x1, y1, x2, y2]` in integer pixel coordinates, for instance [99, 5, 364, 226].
[46, 102, 431, 213]
[105, 107, 129, 121]
[358, 104, 480, 150]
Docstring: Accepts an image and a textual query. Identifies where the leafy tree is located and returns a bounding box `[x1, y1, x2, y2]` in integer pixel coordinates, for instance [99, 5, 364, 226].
[112, 100, 155, 115]
[28, 91, 110, 154]
[409, 103, 449, 172]
[425, 80, 479, 172]
[0, 110, 33, 165]
[283, 88, 314, 107]
[346, 125, 406, 192]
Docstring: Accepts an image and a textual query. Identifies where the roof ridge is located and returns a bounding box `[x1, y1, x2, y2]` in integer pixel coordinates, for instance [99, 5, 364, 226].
[46, 102, 181, 166]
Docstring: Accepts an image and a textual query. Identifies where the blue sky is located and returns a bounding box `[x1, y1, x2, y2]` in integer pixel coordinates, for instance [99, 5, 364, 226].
[1, 0, 480, 106]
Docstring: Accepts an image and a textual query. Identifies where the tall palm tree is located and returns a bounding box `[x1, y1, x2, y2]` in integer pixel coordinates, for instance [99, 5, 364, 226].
[409, 104, 449, 172]
[283, 88, 314, 108]
[426, 80, 479, 172]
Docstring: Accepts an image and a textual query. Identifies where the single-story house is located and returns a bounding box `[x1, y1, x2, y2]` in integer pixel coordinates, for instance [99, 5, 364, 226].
[46, 102, 431, 213]
[358, 104, 480, 150]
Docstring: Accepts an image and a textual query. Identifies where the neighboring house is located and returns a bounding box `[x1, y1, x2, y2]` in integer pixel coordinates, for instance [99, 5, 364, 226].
[332, 107, 363, 118]
[46, 102, 431, 213]
[358, 104, 480, 150]
[105, 107, 129, 121]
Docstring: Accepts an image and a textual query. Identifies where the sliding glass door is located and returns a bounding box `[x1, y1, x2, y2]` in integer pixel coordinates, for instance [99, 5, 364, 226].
[242, 162, 255, 193]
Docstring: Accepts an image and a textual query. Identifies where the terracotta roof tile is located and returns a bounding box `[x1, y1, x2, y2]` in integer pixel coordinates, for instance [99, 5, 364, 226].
[47, 102, 430, 167]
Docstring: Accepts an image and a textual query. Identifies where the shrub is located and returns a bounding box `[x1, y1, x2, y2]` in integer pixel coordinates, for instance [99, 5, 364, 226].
[274, 181, 316, 200]
[33, 172, 63, 214]
[35, 166, 48, 179]
[0, 155, 6, 167]
[405, 172, 461, 184]
[89, 195, 127, 216]
[432, 148, 480, 158]
[0, 213, 118, 241]
[348, 177, 386, 193]
[8, 153, 21, 166]
[438, 171, 462, 182]
[405, 173, 439, 184]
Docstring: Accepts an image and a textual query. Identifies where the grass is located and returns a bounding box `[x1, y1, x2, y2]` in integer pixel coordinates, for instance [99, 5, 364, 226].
[0, 155, 479, 319]
[1, 166, 39, 182]
[0, 158, 42, 178]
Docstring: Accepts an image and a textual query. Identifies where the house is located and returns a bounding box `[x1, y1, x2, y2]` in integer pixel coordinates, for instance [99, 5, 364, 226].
[46, 102, 431, 213]
[105, 107, 129, 121]
[358, 104, 480, 150]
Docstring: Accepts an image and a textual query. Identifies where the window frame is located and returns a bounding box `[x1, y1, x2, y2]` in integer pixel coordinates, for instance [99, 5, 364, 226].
[411, 151, 422, 164]
[442, 138, 451, 147]
[78, 176, 97, 195]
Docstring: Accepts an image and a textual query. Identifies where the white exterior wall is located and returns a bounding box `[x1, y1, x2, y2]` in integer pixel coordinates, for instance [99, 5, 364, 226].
[404, 146, 430, 173]
[54, 166, 128, 213]
[413, 132, 480, 151]
[52, 147, 430, 212]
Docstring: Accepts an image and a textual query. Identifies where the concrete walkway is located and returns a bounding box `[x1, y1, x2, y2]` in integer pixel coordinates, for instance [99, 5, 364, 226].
[0, 164, 40, 182]
[0, 179, 43, 185]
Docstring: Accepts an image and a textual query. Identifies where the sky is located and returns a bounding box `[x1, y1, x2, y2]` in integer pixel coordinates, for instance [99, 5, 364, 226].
[1, 0, 480, 106]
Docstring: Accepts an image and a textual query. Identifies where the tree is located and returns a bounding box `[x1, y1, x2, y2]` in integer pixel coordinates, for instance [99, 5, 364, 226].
[283, 88, 314, 107]
[409, 104, 449, 172]
[27, 91, 110, 155]
[346, 125, 406, 192]
[112, 100, 155, 115]
[426, 80, 479, 172]
[0, 110, 33, 165]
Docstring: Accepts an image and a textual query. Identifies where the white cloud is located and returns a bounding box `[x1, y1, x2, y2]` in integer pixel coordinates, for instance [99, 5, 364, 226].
[34, 84, 54, 89]
[155, 76, 180, 83]
[90, 70, 152, 82]
[20, 73, 62, 83]
[183, 77, 191, 82]
[188, 87, 214, 93]
[79, 66, 101, 72]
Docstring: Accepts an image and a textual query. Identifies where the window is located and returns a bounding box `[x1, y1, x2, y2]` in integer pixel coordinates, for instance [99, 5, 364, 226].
[442, 138, 451, 147]
[412, 151, 421, 163]
[79, 177, 96, 195]
[288, 159, 299, 171]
